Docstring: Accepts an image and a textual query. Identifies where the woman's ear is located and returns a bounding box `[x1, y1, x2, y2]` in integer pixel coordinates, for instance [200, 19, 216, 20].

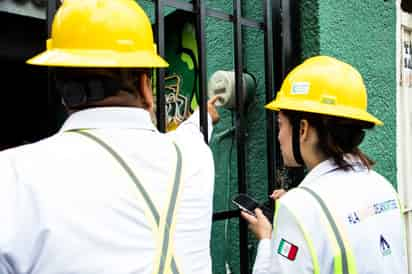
[137, 72, 154, 112]
[300, 119, 310, 142]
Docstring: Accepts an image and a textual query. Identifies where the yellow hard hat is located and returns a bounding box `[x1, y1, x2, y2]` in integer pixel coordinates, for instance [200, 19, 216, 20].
[265, 55, 383, 125]
[27, 0, 168, 68]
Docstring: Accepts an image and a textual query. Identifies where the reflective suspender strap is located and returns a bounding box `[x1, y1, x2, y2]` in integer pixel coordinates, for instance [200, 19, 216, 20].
[274, 199, 320, 274]
[70, 130, 182, 274]
[272, 199, 280, 232]
[300, 186, 357, 274]
[154, 143, 183, 274]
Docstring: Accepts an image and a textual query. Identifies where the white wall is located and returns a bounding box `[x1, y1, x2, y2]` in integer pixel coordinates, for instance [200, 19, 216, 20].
[396, 1, 412, 273]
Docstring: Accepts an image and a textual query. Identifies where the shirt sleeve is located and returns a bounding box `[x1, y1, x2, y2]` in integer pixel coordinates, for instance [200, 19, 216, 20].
[0, 152, 48, 274]
[0, 258, 14, 274]
[253, 202, 314, 274]
[0, 154, 18, 274]
[167, 109, 213, 142]
[273, 203, 314, 274]
[253, 239, 275, 274]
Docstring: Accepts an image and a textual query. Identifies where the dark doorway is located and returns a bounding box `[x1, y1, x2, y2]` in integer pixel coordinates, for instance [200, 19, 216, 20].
[0, 12, 54, 149]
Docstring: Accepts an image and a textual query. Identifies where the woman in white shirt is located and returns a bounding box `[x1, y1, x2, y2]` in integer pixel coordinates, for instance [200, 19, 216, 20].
[242, 55, 408, 274]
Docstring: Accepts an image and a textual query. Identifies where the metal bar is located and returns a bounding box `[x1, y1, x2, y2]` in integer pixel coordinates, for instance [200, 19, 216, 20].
[234, 0, 246, 208]
[273, 0, 301, 82]
[155, 0, 166, 132]
[206, 8, 231, 21]
[162, 0, 194, 12]
[233, 1, 249, 273]
[240, 17, 264, 30]
[263, 0, 276, 194]
[280, 0, 300, 77]
[206, 9, 264, 30]
[47, 0, 58, 35]
[212, 210, 240, 221]
[194, 0, 208, 143]
[279, 0, 303, 188]
[272, 0, 282, 90]
[272, 0, 304, 190]
[153, 0, 264, 29]
[271, 0, 283, 190]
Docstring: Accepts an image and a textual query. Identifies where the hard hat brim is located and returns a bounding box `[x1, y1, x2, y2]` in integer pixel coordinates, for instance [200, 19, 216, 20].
[265, 97, 383, 126]
[26, 49, 169, 68]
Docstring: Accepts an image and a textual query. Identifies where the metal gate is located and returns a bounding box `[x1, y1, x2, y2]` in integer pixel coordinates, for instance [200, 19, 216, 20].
[46, 1, 299, 273]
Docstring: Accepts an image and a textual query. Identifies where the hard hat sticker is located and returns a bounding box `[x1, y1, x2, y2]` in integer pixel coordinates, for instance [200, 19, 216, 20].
[291, 82, 310, 95]
[320, 96, 337, 105]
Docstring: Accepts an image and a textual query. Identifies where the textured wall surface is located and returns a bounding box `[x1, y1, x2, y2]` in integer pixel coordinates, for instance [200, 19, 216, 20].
[300, 0, 320, 58]
[300, 0, 397, 186]
[315, 0, 397, 186]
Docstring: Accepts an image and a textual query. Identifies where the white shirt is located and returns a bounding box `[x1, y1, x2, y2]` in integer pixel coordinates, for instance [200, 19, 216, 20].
[253, 158, 408, 274]
[0, 107, 215, 274]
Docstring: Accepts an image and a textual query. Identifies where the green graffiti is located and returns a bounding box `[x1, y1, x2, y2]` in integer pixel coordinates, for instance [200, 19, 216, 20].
[164, 10, 199, 131]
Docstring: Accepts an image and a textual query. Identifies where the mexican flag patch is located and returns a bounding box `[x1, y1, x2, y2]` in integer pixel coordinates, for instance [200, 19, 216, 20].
[277, 238, 299, 261]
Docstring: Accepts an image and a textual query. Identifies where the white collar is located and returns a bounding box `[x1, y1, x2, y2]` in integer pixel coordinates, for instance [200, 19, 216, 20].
[59, 107, 158, 132]
[299, 156, 366, 187]
[299, 159, 337, 187]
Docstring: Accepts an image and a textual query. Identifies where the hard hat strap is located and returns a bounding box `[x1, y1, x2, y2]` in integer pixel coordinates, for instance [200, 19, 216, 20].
[291, 115, 305, 166]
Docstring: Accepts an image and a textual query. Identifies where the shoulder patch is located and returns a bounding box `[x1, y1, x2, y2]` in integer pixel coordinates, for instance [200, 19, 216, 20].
[277, 238, 299, 261]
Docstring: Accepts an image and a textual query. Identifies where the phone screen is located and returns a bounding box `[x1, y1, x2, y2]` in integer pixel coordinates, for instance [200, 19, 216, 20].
[232, 194, 260, 216]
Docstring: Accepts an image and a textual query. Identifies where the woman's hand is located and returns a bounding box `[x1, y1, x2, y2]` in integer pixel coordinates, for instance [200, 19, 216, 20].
[270, 189, 287, 200]
[241, 208, 272, 240]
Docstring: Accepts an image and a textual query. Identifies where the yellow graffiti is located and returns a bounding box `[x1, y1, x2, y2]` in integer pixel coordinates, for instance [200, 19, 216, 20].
[165, 74, 189, 131]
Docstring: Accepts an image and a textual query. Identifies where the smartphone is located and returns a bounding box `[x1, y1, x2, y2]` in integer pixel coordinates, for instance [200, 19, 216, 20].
[232, 193, 260, 217]
[232, 193, 275, 224]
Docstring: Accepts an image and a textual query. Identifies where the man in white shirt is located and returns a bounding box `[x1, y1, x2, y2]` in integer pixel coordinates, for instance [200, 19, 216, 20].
[0, 1, 220, 273]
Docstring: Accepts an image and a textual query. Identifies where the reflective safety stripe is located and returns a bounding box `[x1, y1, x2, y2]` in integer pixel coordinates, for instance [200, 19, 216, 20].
[300, 186, 357, 274]
[272, 199, 280, 232]
[155, 143, 183, 274]
[70, 130, 182, 274]
[275, 200, 320, 274]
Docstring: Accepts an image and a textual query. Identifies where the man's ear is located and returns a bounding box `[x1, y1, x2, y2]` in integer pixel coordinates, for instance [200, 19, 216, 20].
[137, 72, 154, 112]
[299, 119, 310, 142]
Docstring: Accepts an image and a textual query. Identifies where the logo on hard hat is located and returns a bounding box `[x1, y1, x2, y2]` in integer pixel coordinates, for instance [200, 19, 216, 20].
[290, 82, 310, 95]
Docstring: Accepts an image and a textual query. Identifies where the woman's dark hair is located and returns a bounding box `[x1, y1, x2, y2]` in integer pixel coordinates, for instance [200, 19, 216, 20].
[282, 110, 375, 170]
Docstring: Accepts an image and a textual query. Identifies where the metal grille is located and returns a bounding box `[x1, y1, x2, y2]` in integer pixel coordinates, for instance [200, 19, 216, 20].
[46, 0, 300, 273]
[149, 2, 278, 272]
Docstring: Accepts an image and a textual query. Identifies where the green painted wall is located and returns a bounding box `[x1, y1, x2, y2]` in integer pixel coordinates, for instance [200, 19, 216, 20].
[300, 0, 397, 186]
[206, 2, 268, 273]
[137, 1, 268, 273]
